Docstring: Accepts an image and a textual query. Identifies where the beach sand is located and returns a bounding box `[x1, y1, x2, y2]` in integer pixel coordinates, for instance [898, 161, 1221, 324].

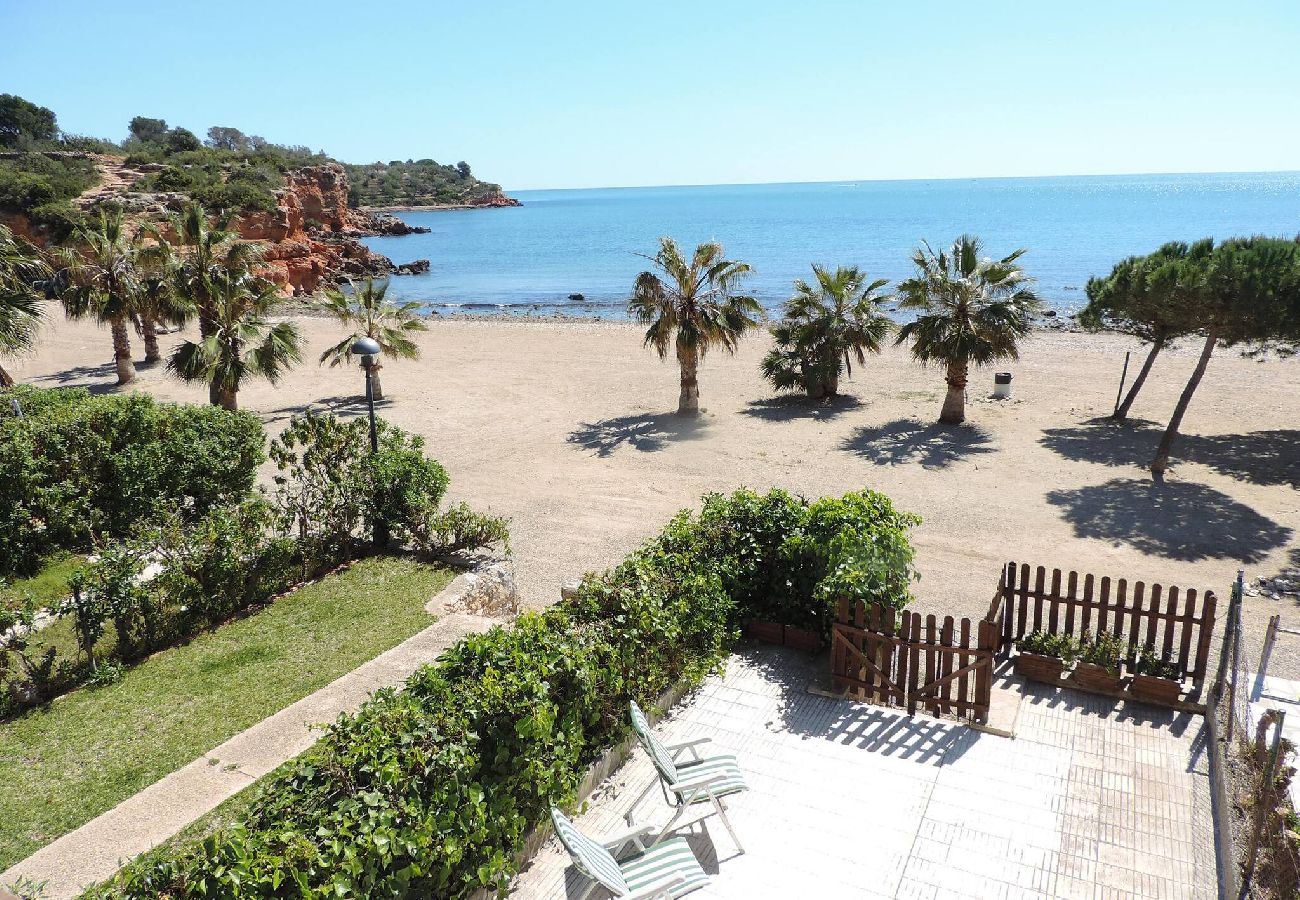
[11, 315, 1299, 673]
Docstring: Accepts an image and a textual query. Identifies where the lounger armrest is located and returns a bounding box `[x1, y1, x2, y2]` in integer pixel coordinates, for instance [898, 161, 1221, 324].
[667, 737, 712, 761]
[625, 873, 685, 900]
[667, 771, 729, 794]
[601, 822, 656, 854]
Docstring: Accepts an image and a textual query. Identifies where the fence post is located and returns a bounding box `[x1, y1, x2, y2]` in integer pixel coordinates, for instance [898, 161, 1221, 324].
[1259, 613, 1280, 681]
[1227, 574, 1244, 745]
[1242, 709, 1286, 894]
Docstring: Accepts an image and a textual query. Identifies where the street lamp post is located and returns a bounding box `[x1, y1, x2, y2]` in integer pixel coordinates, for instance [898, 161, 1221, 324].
[351, 336, 381, 454]
[352, 336, 385, 548]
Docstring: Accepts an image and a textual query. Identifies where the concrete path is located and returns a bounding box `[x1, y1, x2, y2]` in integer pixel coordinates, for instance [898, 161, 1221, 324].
[2, 574, 498, 899]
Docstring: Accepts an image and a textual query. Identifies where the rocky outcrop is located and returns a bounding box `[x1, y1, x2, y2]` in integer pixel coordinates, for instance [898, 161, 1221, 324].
[233, 164, 430, 295]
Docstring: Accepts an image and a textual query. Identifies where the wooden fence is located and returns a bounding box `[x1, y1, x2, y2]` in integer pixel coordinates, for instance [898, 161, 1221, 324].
[830, 598, 996, 723]
[994, 561, 1218, 685]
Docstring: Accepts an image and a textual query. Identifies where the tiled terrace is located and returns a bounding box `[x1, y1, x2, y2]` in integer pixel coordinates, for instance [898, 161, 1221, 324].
[512, 646, 1216, 900]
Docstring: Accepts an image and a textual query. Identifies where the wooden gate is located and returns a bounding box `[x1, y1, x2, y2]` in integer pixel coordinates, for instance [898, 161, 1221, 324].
[830, 598, 996, 723]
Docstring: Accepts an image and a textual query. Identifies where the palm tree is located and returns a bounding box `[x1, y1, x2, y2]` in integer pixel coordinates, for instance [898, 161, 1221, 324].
[55, 209, 147, 385]
[1080, 241, 1208, 421]
[168, 267, 302, 410]
[0, 224, 50, 388]
[147, 202, 260, 400]
[628, 237, 762, 415]
[895, 235, 1041, 424]
[315, 278, 428, 400]
[135, 240, 190, 365]
[761, 265, 891, 399]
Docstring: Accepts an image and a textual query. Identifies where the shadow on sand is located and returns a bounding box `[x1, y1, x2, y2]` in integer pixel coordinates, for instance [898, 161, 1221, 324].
[1040, 418, 1300, 488]
[32, 362, 122, 394]
[264, 393, 395, 423]
[567, 412, 708, 458]
[840, 418, 995, 469]
[1045, 477, 1292, 563]
[740, 394, 863, 423]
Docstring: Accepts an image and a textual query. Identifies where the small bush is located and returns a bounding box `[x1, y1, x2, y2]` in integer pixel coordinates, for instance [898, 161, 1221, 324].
[0, 387, 265, 575]
[1077, 630, 1125, 673]
[1132, 646, 1181, 679]
[410, 502, 511, 556]
[1018, 630, 1079, 661]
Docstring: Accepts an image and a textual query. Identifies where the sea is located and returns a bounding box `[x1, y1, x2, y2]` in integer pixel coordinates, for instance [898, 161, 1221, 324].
[359, 172, 1300, 320]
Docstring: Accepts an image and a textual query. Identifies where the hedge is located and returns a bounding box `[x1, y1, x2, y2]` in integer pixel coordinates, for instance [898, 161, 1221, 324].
[0, 386, 264, 575]
[85, 487, 917, 899]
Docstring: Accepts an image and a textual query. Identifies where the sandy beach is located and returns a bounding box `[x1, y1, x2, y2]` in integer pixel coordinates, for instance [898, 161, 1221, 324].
[11, 314, 1299, 671]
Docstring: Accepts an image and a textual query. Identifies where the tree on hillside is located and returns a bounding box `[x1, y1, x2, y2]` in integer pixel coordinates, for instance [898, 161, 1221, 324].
[895, 235, 1041, 425]
[166, 128, 202, 154]
[761, 265, 892, 399]
[456, 161, 471, 180]
[0, 95, 58, 147]
[168, 267, 301, 410]
[127, 116, 168, 145]
[54, 209, 148, 385]
[315, 278, 428, 401]
[628, 237, 763, 416]
[1080, 240, 1210, 421]
[1150, 236, 1300, 479]
[0, 224, 50, 387]
[206, 126, 249, 152]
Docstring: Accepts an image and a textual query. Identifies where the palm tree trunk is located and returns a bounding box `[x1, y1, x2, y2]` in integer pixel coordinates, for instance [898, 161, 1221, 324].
[1151, 327, 1218, 480]
[110, 316, 136, 385]
[370, 363, 384, 402]
[825, 372, 839, 397]
[0, 364, 13, 388]
[141, 316, 162, 364]
[676, 340, 700, 415]
[216, 383, 238, 411]
[939, 359, 967, 424]
[1113, 335, 1165, 421]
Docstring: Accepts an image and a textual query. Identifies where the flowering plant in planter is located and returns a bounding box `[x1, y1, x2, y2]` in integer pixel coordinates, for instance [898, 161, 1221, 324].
[1130, 646, 1183, 705]
[1072, 630, 1125, 692]
[1015, 630, 1078, 683]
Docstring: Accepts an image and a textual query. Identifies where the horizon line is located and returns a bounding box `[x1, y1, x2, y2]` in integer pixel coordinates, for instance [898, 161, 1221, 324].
[502, 167, 1300, 194]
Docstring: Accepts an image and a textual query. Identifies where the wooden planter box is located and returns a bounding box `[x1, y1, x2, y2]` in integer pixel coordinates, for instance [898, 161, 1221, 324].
[1015, 652, 1066, 684]
[745, 621, 825, 652]
[1130, 673, 1182, 705]
[783, 626, 824, 652]
[745, 621, 785, 644]
[1071, 662, 1122, 693]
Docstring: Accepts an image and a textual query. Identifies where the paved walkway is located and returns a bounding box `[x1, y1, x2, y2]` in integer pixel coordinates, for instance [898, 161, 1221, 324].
[513, 646, 1216, 900]
[2, 573, 497, 899]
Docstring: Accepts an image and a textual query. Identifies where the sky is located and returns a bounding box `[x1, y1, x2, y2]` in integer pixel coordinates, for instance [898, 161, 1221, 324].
[3, 0, 1299, 191]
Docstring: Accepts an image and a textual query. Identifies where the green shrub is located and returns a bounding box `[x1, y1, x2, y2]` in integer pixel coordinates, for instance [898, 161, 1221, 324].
[0, 387, 265, 575]
[87, 487, 914, 899]
[1017, 630, 1079, 661]
[1077, 630, 1125, 674]
[1132, 646, 1180, 679]
[410, 502, 511, 556]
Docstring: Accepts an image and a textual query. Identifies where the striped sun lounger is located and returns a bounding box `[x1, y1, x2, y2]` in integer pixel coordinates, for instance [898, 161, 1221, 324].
[627, 700, 748, 852]
[550, 806, 710, 899]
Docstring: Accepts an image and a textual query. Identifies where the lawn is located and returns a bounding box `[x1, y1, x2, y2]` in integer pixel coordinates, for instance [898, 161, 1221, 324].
[0, 552, 86, 609]
[0, 555, 453, 870]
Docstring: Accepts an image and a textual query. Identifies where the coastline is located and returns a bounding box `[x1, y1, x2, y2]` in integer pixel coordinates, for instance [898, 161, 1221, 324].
[359, 200, 522, 213]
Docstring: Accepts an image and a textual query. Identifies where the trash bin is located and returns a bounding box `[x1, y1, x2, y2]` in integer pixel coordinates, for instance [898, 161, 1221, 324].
[993, 372, 1012, 399]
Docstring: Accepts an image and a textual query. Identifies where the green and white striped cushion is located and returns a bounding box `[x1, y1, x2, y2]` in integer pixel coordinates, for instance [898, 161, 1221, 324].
[673, 755, 748, 802]
[630, 701, 679, 783]
[619, 836, 710, 897]
[550, 807, 629, 894]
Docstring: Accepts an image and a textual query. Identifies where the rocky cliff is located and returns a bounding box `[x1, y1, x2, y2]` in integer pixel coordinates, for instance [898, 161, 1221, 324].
[3, 155, 431, 296]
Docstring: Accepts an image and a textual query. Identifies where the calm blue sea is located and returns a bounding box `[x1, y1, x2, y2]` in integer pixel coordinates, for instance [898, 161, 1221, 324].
[359, 173, 1300, 319]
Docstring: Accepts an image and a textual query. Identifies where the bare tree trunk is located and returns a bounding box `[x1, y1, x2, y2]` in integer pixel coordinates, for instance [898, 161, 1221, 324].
[825, 372, 839, 397]
[0, 363, 13, 388]
[1151, 327, 1219, 480]
[676, 339, 700, 415]
[141, 316, 162, 364]
[110, 316, 136, 385]
[1113, 335, 1165, 421]
[370, 363, 384, 402]
[939, 359, 967, 424]
[216, 383, 238, 411]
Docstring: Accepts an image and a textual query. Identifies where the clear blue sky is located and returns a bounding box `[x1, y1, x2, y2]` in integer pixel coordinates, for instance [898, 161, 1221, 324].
[3, 0, 1299, 190]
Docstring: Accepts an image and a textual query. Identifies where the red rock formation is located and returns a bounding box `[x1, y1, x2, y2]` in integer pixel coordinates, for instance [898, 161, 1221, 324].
[233, 164, 404, 295]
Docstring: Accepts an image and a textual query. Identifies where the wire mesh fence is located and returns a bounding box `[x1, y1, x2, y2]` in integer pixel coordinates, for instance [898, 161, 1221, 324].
[1212, 572, 1300, 899]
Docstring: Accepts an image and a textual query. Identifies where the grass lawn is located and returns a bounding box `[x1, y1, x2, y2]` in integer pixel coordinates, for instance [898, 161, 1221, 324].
[0, 555, 453, 870]
[1, 552, 86, 609]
